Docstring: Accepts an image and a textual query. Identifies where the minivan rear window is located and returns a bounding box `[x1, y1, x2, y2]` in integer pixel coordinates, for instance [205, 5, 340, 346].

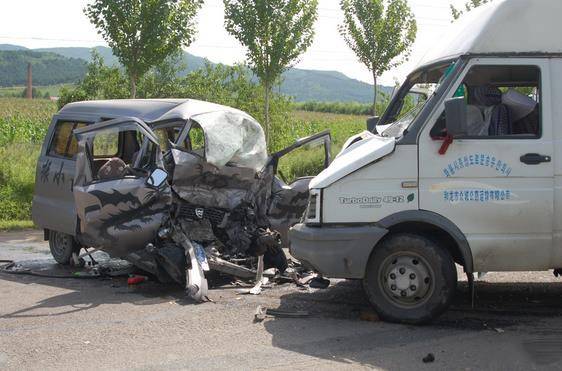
[48, 121, 88, 159]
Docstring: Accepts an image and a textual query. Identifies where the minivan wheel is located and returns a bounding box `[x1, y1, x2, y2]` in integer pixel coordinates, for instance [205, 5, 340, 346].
[48, 231, 80, 265]
[363, 233, 457, 324]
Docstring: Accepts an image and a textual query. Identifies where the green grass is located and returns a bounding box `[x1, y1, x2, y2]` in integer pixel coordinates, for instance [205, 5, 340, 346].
[0, 143, 42, 222]
[0, 98, 56, 228]
[0, 220, 35, 231]
[274, 111, 366, 182]
[0, 84, 75, 98]
[0, 100, 367, 227]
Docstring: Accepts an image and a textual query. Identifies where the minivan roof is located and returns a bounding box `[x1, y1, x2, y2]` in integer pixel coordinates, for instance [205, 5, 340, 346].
[417, 0, 562, 68]
[57, 98, 248, 123]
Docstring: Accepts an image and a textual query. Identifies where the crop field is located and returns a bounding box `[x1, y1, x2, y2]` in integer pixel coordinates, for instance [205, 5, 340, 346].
[0, 98, 366, 228]
[0, 99, 56, 228]
[0, 84, 74, 98]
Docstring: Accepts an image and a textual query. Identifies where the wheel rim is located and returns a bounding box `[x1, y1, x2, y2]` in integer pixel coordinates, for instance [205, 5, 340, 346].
[379, 252, 435, 308]
[52, 232, 70, 258]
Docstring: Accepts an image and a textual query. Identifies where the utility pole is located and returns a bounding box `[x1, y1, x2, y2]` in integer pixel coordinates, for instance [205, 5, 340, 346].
[26, 63, 33, 99]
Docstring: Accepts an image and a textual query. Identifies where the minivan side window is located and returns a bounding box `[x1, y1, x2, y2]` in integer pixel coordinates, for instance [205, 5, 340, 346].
[48, 121, 88, 159]
[92, 131, 119, 158]
[189, 124, 205, 155]
[431, 65, 541, 139]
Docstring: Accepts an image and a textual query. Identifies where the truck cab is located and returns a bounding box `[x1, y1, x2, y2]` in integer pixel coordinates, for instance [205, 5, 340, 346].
[289, 0, 562, 323]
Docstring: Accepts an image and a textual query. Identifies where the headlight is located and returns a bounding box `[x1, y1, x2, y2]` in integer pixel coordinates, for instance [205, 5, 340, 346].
[305, 189, 321, 224]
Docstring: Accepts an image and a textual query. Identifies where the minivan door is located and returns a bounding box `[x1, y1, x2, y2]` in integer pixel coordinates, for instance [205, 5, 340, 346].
[73, 117, 172, 257]
[268, 131, 332, 244]
[32, 119, 89, 235]
[418, 58, 554, 272]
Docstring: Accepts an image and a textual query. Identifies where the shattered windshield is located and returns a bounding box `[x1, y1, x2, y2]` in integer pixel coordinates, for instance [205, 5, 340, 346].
[380, 61, 455, 138]
[190, 110, 268, 171]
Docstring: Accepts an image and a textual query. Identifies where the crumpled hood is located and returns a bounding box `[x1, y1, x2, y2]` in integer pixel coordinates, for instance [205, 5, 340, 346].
[309, 131, 395, 189]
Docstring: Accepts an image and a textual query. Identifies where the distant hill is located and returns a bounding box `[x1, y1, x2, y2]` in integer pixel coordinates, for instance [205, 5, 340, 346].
[0, 44, 387, 103]
[36, 46, 118, 65]
[0, 44, 29, 51]
[280, 68, 391, 103]
[0, 50, 86, 86]
[38, 45, 210, 76]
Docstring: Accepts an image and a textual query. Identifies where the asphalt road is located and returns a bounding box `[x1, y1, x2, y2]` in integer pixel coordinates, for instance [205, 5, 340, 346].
[1, 230, 562, 370]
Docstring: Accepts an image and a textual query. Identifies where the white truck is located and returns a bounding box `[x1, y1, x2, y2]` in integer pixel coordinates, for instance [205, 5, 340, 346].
[289, 0, 562, 324]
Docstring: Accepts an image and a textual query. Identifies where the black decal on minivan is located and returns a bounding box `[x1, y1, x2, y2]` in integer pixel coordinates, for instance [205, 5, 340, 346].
[40, 159, 52, 183]
[53, 162, 65, 186]
[90, 189, 142, 209]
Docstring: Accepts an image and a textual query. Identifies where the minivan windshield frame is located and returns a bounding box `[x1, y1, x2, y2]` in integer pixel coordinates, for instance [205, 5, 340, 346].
[377, 59, 460, 139]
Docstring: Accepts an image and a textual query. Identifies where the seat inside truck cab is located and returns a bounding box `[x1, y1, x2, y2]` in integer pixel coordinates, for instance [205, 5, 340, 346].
[432, 64, 540, 138]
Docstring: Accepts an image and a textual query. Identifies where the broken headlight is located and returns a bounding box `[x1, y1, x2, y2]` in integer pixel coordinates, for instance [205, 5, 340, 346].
[305, 189, 321, 225]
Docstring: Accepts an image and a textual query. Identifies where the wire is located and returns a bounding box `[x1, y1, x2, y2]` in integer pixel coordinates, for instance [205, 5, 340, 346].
[0, 259, 102, 279]
[0, 36, 102, 43]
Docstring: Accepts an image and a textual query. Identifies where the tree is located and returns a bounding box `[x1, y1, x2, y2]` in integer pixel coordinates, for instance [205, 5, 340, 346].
[451, 0, 492, 20]
[223, 0, 318, 144]
[85, 0, 203, 98]
[339, 0, 416, 115]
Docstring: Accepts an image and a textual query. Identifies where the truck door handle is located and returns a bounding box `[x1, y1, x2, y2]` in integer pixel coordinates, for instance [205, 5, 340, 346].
[520, 153, 551, 165]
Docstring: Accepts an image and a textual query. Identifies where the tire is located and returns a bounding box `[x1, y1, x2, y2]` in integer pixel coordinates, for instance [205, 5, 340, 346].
[363, 233, 457, 324]
[48, 230, 80, 265]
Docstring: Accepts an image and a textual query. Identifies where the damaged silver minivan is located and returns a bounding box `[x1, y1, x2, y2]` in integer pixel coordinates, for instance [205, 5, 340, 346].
[32, 99, 331, 299]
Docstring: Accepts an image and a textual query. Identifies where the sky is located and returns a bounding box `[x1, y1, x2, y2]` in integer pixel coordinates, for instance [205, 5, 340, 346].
[0, 0, 468, 86]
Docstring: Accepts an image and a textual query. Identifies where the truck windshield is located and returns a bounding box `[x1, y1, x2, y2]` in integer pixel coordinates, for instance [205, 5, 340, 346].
[379, 61, 455, 138]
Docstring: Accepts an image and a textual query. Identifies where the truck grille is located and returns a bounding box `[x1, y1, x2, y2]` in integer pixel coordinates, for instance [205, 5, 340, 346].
[177, 203, 226, 225]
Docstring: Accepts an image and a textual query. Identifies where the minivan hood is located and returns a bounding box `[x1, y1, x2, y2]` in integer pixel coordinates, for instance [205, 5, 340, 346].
[310, 131, 395, 189]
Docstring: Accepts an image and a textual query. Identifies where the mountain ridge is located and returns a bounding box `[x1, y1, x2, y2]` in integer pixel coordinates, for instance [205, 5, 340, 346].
[0, 44, 391, 102]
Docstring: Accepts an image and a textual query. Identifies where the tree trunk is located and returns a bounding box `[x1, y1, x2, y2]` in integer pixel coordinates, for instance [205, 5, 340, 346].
[130, 73, 137, 99]
[264, 82, 271, 147]
[372, 73, 377, 116]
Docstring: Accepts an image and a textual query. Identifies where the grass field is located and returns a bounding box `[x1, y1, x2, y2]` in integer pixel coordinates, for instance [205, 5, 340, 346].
[0, 98, 56, 228]
[0, 84, 74, 98]
[0, 98, 366, 229]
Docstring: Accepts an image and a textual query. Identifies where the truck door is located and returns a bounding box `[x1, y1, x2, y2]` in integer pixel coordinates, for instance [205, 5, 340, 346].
[73, 118, 172, 258]
[418, 58, 554, 272]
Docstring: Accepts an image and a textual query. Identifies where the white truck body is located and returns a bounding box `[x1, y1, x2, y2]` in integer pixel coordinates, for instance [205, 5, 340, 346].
[289, 0, 562, 322]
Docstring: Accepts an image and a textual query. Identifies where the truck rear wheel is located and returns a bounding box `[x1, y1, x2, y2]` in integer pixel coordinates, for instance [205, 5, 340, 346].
[48, 231, 80, 265]
[363, 233, 457, 324]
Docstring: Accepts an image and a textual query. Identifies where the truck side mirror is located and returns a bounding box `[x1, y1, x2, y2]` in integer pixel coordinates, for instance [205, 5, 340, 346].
[366, 116, 379, 132]
[444, 97, 468, 137]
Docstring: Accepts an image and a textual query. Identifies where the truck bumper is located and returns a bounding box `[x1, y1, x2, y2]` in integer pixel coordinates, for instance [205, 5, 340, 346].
[288, 223, 388, 279]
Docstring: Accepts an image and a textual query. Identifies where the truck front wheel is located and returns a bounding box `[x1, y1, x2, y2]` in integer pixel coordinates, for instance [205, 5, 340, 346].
[48, 230, 80, 265]
[363, 233, 457, 324]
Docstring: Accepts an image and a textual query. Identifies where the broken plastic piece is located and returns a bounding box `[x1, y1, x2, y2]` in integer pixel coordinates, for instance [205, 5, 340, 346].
[127, 275, 148, 285]
[185, 241, 209, 302]
[297, 274, 316, 286]
[309, 276, 330, 289]
[263, 268, 278, 277]
[249, 255, 265, 295]
[170, 226, 209, 302]
[193, 242, 210, 272]
[253, 305, 310, 323]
